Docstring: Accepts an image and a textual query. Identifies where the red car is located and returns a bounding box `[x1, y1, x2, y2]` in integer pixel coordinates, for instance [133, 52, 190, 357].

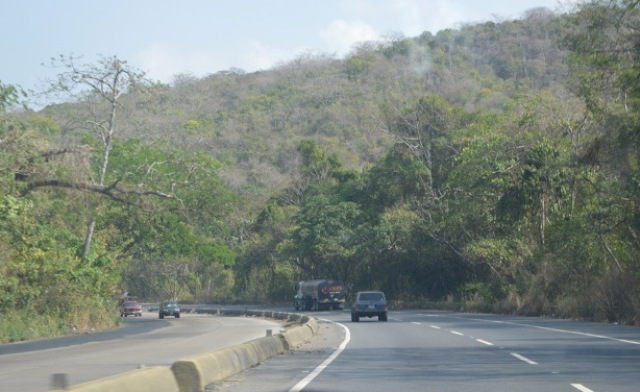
[120, 300, 143, 317]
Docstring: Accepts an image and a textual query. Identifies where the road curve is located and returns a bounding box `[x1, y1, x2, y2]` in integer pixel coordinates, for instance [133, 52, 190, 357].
[0, 311, 285, 392]
[216, 310, 640, 392]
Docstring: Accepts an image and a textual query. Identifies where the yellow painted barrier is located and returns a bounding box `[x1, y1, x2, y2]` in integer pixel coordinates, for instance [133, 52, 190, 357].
[51, 366, 179, 392]
[171, 334, 286, 392]
[280, 323, 314, 349]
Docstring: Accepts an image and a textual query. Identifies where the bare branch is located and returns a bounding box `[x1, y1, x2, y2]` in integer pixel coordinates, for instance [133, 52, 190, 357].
[20, 178, 178, 202]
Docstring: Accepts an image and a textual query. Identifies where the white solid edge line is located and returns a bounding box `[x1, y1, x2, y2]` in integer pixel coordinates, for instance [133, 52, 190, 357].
[510, 352, 538, 365]
[289, 320, 351, 392]
[571, 383, 595, 392]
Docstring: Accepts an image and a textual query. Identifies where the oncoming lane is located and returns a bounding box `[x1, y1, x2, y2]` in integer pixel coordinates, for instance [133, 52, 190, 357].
[0, 311, 285, 391]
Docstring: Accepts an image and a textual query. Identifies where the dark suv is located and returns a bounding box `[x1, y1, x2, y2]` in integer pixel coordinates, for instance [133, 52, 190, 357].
[158, 301, 180, 319]
[351, 291, 388, 322]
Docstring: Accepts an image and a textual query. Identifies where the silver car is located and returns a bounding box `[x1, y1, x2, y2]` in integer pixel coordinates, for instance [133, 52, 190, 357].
[351, 291, 388, 322]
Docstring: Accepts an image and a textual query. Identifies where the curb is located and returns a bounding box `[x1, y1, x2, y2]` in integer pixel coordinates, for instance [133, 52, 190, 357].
[171, 335, 286, 392]
[51, 309, 317, 392]
[51, 366, 180, 392]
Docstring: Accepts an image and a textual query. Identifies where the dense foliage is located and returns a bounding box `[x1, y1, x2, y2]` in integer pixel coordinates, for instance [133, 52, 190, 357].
[1, 1, 639, 341]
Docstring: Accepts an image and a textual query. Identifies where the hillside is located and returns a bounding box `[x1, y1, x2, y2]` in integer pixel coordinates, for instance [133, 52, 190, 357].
[39, 7, 568, 198]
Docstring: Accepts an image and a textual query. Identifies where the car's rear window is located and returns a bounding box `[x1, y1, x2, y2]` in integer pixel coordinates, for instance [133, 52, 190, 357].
[358, 292, 385, 301]
[124, 301, 139, 306]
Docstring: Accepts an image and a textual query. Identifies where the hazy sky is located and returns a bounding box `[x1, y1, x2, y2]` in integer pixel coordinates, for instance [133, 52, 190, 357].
[1, 0, 573, 95]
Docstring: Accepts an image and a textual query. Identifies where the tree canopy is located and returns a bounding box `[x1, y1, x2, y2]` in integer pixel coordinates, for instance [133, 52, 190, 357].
[2, 1, 640, 342]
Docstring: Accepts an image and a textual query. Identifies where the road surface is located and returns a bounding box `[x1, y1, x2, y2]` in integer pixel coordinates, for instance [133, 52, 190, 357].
[216, 310, 640, 392]
[0, 311, 284, 391]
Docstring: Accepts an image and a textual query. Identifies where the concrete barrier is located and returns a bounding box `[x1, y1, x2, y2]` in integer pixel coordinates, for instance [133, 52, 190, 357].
[281, 324, 313, 348]
[51, 310, 317, 392]
[305, 317, 319, 334]
[51, 366, 180, 392]
[170, 334, 287, 392]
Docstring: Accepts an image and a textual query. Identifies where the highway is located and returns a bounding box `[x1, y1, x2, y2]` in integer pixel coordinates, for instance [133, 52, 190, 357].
[0, 311, 284, 392]
[2, 308, 639, 391]
[217, 310, 640, 392]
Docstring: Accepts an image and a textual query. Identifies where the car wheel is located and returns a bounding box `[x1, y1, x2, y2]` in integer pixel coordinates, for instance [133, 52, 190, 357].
[175, 313, 180, 318]
[351, 313, 359, 322]
[379, 313, 387, 322]
[159, 313, 164, 319]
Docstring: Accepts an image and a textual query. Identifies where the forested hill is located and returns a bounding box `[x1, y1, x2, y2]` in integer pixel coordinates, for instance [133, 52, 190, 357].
[49, 7, 571, 197]
[1, 1, 639, 341]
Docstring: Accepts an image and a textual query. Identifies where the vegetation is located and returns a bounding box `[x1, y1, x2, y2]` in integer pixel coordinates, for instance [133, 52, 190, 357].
[2, 1, 640, 342]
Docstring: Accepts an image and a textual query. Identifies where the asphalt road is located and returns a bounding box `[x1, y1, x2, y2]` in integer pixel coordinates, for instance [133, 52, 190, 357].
[0, 311, 284, 392]
[3, 308, 639, 392]
[215, 310, 640, 392]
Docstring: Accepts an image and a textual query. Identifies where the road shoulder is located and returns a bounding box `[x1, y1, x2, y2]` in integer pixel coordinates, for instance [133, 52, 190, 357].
[209, 317, 346, 391]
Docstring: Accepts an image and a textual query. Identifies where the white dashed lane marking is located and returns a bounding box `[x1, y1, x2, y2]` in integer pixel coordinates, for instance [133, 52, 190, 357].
[510, 352, 538, 365]
[416, 314, 600, 392]
[571, 384, 595, 392]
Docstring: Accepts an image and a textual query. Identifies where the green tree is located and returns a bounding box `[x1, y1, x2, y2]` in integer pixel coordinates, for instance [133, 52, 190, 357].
[285, 194, 362, 281]
[41, 55, 152, 259]
[560, 0, 640, 322]
[365, 144, 431, 213]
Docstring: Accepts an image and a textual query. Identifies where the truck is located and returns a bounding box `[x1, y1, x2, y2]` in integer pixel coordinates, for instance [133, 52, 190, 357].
[294, 279, 347, 311]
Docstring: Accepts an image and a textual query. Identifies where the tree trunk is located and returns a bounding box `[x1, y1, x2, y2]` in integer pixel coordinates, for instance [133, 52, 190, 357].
[81, 219, 96, 259]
